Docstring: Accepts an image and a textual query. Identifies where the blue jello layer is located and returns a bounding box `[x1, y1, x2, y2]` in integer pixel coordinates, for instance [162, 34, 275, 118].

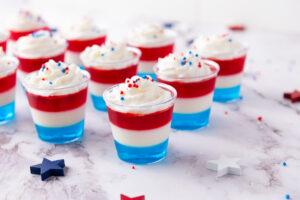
[137, 72, 157, 81]
[172, 108, 211, 130]
[0, 101, 15, 124]
[90, 94, 107, 112]
[213, 85, 241, 103]
[114, 139, 169, 165]
[35, 120, 84, 144]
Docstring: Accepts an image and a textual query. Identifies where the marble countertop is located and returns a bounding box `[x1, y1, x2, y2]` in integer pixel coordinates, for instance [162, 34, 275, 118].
[1, 25, 300, 200]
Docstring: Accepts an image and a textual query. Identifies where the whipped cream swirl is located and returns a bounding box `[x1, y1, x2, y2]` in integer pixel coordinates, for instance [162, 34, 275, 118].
[192, 34, 247, 59]
[0, 48, 19, 77]
[23, 60, 89, 96]
[64, 18, 106, 40]
[127, 23, 176, 47]
[156, 50, 215, 79]
[7, 10, 47, 31]
[81, 41, 139, 69]
[14, 30, 67, 59]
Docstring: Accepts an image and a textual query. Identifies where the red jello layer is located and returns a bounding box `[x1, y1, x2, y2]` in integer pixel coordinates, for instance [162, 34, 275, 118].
[209, 55, 246, 76]
[0, 40, 7, 52]
[67, 36, 107, 52]
[107, 106, 174, 130]
[17, 53, 65, 73]
[86, 64, 138, 84]
[0, 71, 16, 93]
[130, 43, 174, 61]
[26, 87, 88, 112]
[9, 27, 49, 41]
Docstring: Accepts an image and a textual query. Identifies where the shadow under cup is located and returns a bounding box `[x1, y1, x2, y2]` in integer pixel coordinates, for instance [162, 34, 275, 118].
[103, 83, 177, 165]
[22, 71, 90, 144]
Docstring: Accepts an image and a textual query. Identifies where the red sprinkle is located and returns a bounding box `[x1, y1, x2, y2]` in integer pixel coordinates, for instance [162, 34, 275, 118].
[65, 67, 69, 70]
[198, 62, 202, 68]
[258, 116, 263, 121]
[120, 91, 124, 95]
[41, 78, 45, 81]
[126, 80, 130, 83]
[132, 166, 135, 170]
[151, 79, 154, 82]
[46, 67, 49, 70]
[128, 84, 132, 88]
[224, 111, 228, 115]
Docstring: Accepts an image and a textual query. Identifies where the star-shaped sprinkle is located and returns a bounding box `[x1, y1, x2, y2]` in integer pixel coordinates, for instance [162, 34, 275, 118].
[30, 158, 65, 181]
[284, 90, 300, 103]
[206, 155, 241, 177]
[121, 194, 145, 200]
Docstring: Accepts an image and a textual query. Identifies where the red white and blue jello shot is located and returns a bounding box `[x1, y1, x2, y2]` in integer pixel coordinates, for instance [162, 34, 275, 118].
[155, 51, 219, 130]
[0, 48, 19, 123]
[6, 10, 48, 53]
[193, 34, 247, 102]
[0, 31, 9, 52]
[63, 17, 107, 66]
[81, 42, 141, 111]
[22, 60, 90, 143]
[103, 75, 176, 164]
[14, 30, 67, 81]
[126, 23, 176, 79]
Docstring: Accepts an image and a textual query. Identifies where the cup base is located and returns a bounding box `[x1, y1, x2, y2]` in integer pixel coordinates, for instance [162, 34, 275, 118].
[171, 108, 211, 130]
[0, 101, 15, 124]
[137, 72, 157, 81]
[35, 120, 84, 144]
[213, 85, 241, 103]
[114, 139, 169, 165]
[90, 94, 107, 112]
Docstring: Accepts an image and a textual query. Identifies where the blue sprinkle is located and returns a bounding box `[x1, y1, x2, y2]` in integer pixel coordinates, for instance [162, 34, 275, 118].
[41, 66, 45, 72]
[195, 54, 199, 57]
[180, 61, 185, 66]
[285, 194, 290, 199]
[142, 75, 147, 79]
[188, 50, 192, 54]
[189, 61, 192, 65]
[153, 34, 157, 38]
[183, 57, 186, 61]
[62, 68, 66, 73]
[57, 62, 61, 67]
[101, 53, 105, 56]
[283, 162, 287, 166]
[49, 81, 53, 85]
[228, 38, 232, 43]
[135, 79, 139, 82]
[120, 97, 124, 101]
[111, 47, 115, 51]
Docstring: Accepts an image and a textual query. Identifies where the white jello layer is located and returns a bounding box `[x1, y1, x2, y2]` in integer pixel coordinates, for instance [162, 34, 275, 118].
[138, 61, 156, 73]
[30, 105, 85, 127]
[89, 80, 113, 97]
[65, 51, 83, 66]
[174, 92, 213, 113]
[110, 122, 171, 147]
[215, 72, 243, 89]
[0, 88, 15, 107]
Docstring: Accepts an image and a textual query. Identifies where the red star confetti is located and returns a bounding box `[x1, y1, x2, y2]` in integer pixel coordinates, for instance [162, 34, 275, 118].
[257, 116, 263, 121]
[121, 194, 145, 200]
[228, 24, 246, 31]
[284, 90, 300, 103]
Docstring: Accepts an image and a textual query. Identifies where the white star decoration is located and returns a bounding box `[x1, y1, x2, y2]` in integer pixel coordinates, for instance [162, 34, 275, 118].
[206, 155, 241, 177]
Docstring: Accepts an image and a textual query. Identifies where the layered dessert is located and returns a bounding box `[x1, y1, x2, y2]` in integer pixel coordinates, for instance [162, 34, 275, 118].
[14, 30, 67, 80]
[22, 60, 90, 143]
[7, 10, 48, 52]
[0, 48, 19, 123]
[81, 41, 141, 111]
[192, 34, 247, 102]
[155, 50, 219, 130]
[103, 75, 176, 164]
[0, 31, 9, 52]
[126, 23, 176, 79]
[64, 18, 107, 65]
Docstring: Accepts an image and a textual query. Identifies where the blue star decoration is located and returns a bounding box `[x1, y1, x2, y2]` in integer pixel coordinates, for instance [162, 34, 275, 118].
[30, 158, 65, 181]
[120, 194, 145, 200]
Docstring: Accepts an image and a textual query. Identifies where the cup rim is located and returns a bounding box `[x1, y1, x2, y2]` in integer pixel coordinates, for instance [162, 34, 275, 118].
[22, 69, 90, 92]
[80, 46, 141, 67]
[0, 56, 19, 75]
[154, 59, 220, 82]
[103, 82, 177, 110]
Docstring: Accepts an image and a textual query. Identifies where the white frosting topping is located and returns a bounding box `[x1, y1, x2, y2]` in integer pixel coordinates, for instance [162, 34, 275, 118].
[127, 23, 175, 47]
[193, 34, 246, 59]
[156, 50, 214, 78]
[23, 60, 89, 96]
[104, 75, 173, 110]
[81, 41, 138, 69]
[0, 31, 9, 42]
[7, 10, 47, 31]
[14, 30, 67, 59]
[0, 48, 19, 76]
[64, 18, 106, 40]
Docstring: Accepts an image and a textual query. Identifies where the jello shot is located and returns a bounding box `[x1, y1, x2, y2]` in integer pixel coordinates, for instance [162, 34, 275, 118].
[155, 51, 219, 130]
[192, 34, 247, 102]
[103, 75, 177, 164]
[81, 42, 141, 111]
[63, 17, 107, 65]
[22, 60, 90, 143]
[126, 23, 176, 79]
[6, 10, 48, 52]
[0, 48, 19, 123]
[14, 30, 67, 80]
[0, 31, 9, 52]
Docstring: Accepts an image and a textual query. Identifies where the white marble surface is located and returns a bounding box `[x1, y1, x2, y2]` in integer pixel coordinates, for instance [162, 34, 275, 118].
[1, 24, 300, 200]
